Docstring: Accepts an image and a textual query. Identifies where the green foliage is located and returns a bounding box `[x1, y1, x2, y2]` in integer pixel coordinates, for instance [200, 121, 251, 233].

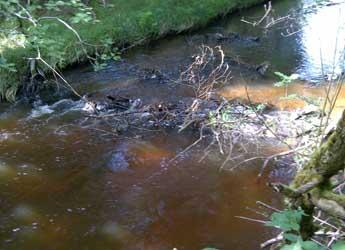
[0, 0, 96, 69]
[138, 11, 158, 32]
[266, 209, 344, 250]
[208, 107, 236, 129]
[274, 72, 298, 87]
[4, 85, 18, 102]
[273, 72, 322, 111]
[0, 0, 122, 100]
[0, 56, 17, 72]
[281, 240, 345, 250]
[332, 241, 345, 250]
[256, 103, 266, 112]
[273, 72, 299, 98]
[0, 0, 265, 101]
[208, 103, 266, 129]
[93, 36, 121, 71]
[43, 0, 94, 24]
[281, 239, 324, 250]
[266, 209, 305, 232]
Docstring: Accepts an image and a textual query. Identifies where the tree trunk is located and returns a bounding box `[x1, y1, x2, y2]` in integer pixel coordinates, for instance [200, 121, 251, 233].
[273, 110, 345, 239]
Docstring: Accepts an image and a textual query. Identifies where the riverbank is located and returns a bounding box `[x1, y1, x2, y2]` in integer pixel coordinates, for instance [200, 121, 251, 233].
[0, 0, 266, 101]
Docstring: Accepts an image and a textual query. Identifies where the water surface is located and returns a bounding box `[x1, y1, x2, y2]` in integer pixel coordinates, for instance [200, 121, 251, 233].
[1, 0, 345, 249]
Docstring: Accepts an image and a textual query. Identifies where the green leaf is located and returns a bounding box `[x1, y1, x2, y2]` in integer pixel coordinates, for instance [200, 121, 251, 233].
[273, 71, 297, 88]
[256, 103, 266, 112]
[281, 240, 325, 250]
[281, 241, 303, 250]
[0, 57, 17, 72]
[333, 241, 345, 250]
[274, 71, 290, 81]
[266, 209, 305, 232]
[283, 233, 299, 242]
[301, 240, 325, 250]
[202, 248, 219, 250]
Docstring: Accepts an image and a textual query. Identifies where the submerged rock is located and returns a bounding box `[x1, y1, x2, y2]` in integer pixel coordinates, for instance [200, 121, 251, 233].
[107, 152, 129, 172]
[256, 61, 270, 76]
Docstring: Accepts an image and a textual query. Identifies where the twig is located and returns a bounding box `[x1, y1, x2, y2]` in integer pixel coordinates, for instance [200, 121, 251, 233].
[169, 126, 205, 163]
[235, 216, 268, 224]
[258, 146, 307, 178]
[261, 233, 284, 249]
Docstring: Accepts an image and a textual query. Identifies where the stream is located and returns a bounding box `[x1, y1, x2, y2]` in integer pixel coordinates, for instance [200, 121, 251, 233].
[1, 0, 345, 249]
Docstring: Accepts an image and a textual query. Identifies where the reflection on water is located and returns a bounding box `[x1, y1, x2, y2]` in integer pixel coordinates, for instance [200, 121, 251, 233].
[217, 0, 345, 81]
[299, 0, 345, 80]
[2, 0, 345, 249]
[123, 0, 345, 83]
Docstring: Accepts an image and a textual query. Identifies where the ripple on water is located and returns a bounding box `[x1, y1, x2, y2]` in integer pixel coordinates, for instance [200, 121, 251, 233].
[29, 105, 54, 118]
[27, 99, 84, 121]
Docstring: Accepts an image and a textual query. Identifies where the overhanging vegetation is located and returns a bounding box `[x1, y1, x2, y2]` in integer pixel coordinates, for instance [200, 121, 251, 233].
[0, 0, 265, 101]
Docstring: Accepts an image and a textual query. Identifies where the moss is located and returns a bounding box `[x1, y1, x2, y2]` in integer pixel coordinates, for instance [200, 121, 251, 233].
[0, 0, 265, 101]
[321, 190, 345, 208]
[292, 110, 345, 189]
[310, 189, 345, 219]
[286, 110, 345, 229]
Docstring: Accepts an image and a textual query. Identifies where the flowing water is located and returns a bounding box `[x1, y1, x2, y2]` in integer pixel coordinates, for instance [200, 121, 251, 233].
[1, 1, 345, 249]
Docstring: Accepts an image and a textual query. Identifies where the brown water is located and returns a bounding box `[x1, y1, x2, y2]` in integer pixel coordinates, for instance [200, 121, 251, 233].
[1, 0, 345, 249]
[0, 112, 286, 250]
[220, 79, 345, 120]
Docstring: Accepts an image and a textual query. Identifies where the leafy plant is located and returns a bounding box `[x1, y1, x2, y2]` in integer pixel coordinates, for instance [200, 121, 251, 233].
[0, 0, 123, 100]
[266, 209, 344, 250]
[266, 209, 305, 232]
[273, 72, 299, 98]
[138, 11, 157, 32]
[332, 241, 345, 250]
[93, 37, 121, 71]
[281, 238, 324, 250]
[0, 57, 17, 72]
[256, 103, 266, 112]
[208, 107, 237, 129]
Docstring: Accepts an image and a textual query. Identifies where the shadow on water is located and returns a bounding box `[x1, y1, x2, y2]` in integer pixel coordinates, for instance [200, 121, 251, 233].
[1, 0, 345, 249]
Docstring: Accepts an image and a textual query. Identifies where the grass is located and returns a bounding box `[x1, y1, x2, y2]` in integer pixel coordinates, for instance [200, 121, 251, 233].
[0, 0, 265, 101]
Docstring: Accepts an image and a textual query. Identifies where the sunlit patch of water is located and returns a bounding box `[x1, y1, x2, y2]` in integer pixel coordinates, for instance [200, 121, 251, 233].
[298, 0, 345, 81]
[220, 80, 345, 119]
